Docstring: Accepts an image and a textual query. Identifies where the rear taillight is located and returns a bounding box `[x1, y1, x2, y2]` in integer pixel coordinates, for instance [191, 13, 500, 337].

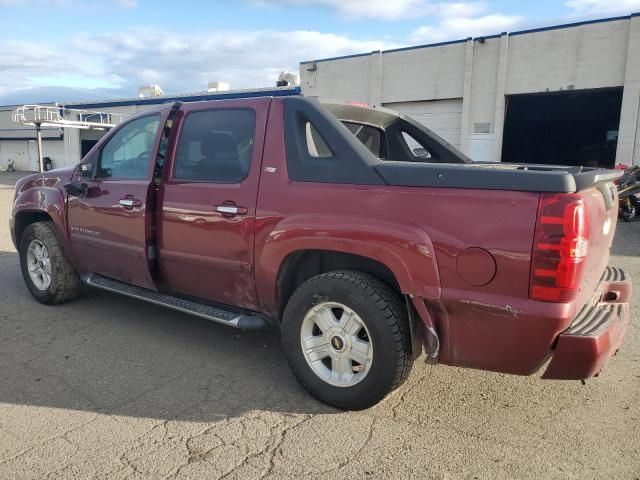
[530, 194, 589, 302]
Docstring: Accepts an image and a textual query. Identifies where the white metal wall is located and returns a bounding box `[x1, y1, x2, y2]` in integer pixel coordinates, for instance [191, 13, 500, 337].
[0, 140, 35, 171]
[0, 139, 67, 171]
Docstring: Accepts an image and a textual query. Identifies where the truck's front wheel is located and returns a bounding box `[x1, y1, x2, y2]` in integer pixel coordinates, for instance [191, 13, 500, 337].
[281, 271, 413, 410]
[19, 221, 82, 305]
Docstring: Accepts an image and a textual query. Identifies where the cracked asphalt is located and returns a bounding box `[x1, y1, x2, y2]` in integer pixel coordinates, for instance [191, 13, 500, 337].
[0, 171, 639, 479]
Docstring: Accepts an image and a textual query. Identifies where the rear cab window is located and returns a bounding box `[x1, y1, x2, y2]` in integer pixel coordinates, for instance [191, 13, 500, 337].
[342, 122, 384, 158]
[401, 131, 433, 160]
[337, 121, 434, 162]
[318, 99, 468, 164]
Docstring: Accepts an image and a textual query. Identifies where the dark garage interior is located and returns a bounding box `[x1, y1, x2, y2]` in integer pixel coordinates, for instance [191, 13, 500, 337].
[81, 139, 99, 158]
[501, 88, 623, 168]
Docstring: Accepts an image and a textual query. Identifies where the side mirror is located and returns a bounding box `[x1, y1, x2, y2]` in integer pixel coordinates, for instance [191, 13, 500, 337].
[78, 163, 93, 179]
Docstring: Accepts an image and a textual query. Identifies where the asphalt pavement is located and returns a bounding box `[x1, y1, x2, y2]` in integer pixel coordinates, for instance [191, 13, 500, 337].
[0, 172, 638, 479]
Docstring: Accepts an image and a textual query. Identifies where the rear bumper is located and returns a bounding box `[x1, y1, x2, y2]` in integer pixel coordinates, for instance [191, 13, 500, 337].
[542, 266, 631, 379]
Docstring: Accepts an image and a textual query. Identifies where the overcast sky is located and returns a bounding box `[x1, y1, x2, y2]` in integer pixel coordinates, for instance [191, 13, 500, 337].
[1, 0, 639, 104]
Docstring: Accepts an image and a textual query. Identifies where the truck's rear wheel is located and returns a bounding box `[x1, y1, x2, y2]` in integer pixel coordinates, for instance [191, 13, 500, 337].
[19, 221, 82, 305]
[281, 271, 413, 410]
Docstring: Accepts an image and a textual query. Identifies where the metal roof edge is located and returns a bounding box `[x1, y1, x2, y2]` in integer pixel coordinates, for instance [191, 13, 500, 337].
[1, 86, 300, 110]
[509, 14, 632, 37]
[382, 38, 469, 55]
[299, 13, 636, 66]
[300, 52, 373, 65]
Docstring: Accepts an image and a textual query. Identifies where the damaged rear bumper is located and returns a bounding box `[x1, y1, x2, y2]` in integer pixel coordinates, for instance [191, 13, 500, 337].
[543, 266, 631, 380]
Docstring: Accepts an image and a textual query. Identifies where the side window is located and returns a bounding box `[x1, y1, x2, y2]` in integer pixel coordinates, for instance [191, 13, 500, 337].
[401, 131, 432, 159]
[174, 109, 256, 183]
[305, 122, 333, 158]
[98, 115, 160, 179]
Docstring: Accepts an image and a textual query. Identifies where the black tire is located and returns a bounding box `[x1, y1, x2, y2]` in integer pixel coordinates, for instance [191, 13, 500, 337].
[281, 271, 413, 410]
[19, 221, 82, 305]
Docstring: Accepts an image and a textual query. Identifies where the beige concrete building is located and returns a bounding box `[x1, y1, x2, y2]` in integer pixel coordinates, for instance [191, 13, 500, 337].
[300, 14, 640, 168]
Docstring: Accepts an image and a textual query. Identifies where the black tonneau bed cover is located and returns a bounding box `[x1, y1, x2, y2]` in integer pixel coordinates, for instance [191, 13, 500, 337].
[376, 162, 623, 193]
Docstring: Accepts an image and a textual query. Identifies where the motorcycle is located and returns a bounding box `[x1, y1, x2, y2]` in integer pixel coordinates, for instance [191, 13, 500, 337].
[617, 165, 640, 222]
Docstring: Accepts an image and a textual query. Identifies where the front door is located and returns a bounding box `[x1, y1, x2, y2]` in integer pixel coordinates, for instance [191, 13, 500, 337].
[157, 99, 269, 310]
[67, 113, 163, 289]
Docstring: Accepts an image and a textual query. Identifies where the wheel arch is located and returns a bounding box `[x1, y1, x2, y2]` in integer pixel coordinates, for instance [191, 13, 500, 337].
[12, 186, 71, 261]
[275, 249, 404, 320]
[14, 210, 54, 248]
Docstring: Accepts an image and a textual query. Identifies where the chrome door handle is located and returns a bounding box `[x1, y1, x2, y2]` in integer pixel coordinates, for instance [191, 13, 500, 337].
[214, 204, 248, 216]
[119, 198, 141, 208]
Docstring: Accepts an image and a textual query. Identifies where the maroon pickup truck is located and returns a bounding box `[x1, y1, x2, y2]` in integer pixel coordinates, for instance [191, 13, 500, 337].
[10, 96, 632, 410]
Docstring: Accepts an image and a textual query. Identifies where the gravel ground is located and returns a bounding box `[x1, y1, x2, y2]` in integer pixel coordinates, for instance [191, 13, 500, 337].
[0, 172, 638, 479]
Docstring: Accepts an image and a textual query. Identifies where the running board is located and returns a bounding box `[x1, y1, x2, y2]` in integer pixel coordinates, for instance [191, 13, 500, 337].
[86, 274, 270, 330]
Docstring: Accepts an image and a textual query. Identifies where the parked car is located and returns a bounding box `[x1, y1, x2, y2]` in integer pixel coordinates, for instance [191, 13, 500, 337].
[10, 96, 631, 410]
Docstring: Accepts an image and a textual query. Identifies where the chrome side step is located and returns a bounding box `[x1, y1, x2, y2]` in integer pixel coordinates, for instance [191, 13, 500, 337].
[86, 274, 270, 330]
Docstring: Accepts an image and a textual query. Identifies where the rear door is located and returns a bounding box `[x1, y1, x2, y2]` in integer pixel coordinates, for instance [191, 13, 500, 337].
[156, 98, 269, 310]
[67, 111, 165, 289]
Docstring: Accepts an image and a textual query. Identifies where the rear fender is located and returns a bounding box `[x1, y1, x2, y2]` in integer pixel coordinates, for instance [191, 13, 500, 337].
[256, 214, 441, 341]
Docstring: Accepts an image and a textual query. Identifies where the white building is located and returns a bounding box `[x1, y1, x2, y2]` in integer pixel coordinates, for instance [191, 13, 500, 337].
[300, 14, 640, 168]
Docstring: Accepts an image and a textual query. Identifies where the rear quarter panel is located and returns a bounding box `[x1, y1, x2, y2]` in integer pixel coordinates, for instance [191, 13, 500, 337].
[256, 99, 550, 372]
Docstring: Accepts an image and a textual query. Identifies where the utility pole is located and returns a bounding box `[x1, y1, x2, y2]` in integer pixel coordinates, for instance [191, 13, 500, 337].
[35, 122, 44, 173]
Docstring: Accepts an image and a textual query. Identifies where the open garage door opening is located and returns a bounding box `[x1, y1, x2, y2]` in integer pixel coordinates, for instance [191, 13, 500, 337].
[79, 128, 108, 159]
[502, 88, 623, 168]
